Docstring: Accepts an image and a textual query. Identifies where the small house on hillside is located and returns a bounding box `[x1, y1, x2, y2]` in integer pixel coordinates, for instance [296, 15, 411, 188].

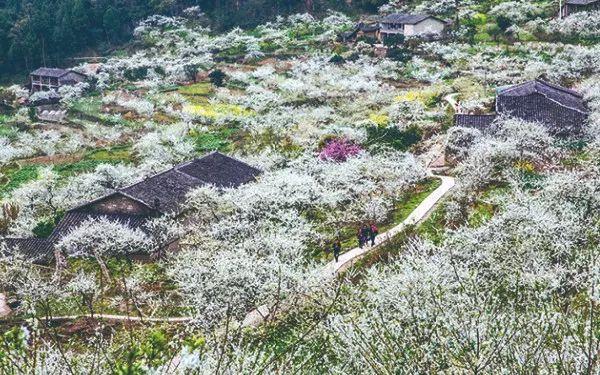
[0, 152, 262, 263]
[340, 22, 380, 43]
[454, 79, 589, 135]
[379, 14, 446, 40]
[561, 0, 600, 17]
[30, 68, 86, 93]
[454, 114, 498, 133]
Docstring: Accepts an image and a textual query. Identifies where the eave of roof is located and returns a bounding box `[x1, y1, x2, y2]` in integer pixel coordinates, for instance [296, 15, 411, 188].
[380, 13, 445, 25]
[30, 68, 70, 77]
[0, 238, 54, 263]
[454, 114, 498, 128]
[565, 0, 600, 5]
[498, 79, 588, 114]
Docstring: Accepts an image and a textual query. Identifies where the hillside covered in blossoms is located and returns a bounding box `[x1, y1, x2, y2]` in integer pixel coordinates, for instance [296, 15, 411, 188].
[0, 0, 599, 373]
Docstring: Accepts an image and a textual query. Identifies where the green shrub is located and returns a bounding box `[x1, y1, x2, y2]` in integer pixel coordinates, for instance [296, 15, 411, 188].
[124, 67, 148, 81]
[0, 165, 39, 197]
[259, 40, 279, 53]
[208, 69, 226, 87]
[356, 35, 377, 45]
[32, 212, 63, 238]
[366, 125, 422, 151]
[383, 33, 405, 46]
[0, 124, 18, 139]
[27, 106, 36, 121]
[190, 128, 234, 152]
[329, 54, 345, 65]
[178, 82, 212, 96]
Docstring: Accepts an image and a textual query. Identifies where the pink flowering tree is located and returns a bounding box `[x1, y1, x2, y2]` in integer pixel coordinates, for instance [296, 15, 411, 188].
[318, 137, 363, 162]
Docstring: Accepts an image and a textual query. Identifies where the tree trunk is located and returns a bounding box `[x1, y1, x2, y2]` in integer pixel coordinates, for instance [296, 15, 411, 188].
[305, 0, 314, 14]
[94, 250, 112, 283]
[53, 249, 68, 281]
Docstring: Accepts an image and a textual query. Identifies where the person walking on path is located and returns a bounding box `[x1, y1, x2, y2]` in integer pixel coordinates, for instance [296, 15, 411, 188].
[357, 226, 365, 248]
[332, 239, 341, 262]
[369, 223, 379, 246]
[361, 224, 372, 248]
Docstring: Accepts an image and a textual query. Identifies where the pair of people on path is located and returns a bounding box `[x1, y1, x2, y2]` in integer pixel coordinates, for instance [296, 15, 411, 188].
[358, 223, 378, 249]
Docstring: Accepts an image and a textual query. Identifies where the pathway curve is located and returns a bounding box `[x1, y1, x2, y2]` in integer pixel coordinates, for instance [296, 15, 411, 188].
[45, 314, 193, 323]
[323, 174, 455, 276]
[10, 174, 455, 326]
[243, 173, 455, 326]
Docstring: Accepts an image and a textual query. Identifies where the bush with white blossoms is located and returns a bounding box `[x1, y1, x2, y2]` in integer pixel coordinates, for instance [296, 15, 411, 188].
[327, 163, 600, 374]
[488, 1, 544, 24]
[453, 117, 559, 196]
[102, 92, 155, 117]
[58, 82, 89, 104]
[132, 122, 196, 172]
[167, 151, 426, 327]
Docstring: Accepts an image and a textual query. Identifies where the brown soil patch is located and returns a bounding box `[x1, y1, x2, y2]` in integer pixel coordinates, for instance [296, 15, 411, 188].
[19, 153, 85, 166]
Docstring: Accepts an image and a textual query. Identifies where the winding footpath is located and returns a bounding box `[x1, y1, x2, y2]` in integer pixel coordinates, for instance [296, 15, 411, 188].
[323, 173, 455, 276]
[243, 172, 455, 326]
[4, 173, 455, 326]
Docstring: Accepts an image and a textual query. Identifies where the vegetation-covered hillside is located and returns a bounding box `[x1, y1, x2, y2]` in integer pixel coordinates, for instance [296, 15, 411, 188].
[0, 0, 599, 373]
[0, 0, 386, 77]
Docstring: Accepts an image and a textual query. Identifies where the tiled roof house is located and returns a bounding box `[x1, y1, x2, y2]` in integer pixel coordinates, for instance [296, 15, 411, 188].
[379, 13, 447, 39]
[1, 152, 261, 263]
[561, 0, 600, 17]
[454, 79, 589, 135]
[30, 68, 86, 93]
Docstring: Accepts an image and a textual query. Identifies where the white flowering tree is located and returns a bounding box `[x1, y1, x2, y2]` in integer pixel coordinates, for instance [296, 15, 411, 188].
[56, 218, 153, 281]
[167, 151, 426, 328]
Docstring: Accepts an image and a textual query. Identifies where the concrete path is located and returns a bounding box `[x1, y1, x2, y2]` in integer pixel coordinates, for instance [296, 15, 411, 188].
[0, 313, 194, 324]
[43, 314, 193, 323]
[12, 174, 455, 327]
[322, 174, 455, 276]
[243, 173, 455, 327]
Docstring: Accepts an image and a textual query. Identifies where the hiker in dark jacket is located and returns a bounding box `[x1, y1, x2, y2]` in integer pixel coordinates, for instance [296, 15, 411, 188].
[356, 225, 367, 249]
[369, 223, 379, 246]
[333, 239, 342, 262]
[360, 224, 371, 248]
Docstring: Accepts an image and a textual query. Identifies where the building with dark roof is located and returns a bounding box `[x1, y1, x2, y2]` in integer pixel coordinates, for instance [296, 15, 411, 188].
[1, 152, 261, 263]
[454, 79, 588, 135]
[454, 114, 498, 132]
[495, 80, 588, 135]
[561, 0, 600, 17]
[30, 68, 86, 93]
[0, 238, 55, 263]
[379, 13, 446, 39]
[339, 22, 381, 43]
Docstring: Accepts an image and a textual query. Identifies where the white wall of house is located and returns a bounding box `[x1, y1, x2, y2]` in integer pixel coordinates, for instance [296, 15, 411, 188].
[405, 18, 445, 36]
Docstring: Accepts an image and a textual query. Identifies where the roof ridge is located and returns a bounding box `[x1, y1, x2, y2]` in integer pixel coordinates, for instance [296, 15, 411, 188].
[535, 79, 583, 98]
[498, 80, 531, 94]
[172, 165, 208, 184]
[500, 79, 583, 99]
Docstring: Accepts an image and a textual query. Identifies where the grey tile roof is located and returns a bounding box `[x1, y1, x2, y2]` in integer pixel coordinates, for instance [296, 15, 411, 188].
[498, 79, 587, 113]
[0, 238, 54, 263]
[454, 114, 498, 129]
[121, 169, 205, 214]
[359, 23, 380, 32]
[30, 68, 70, 77]
[566, 0, 599, 5]
[122, 151, 261, 213]
[50, 212, 151, 241]
[177, 152, 262, 188]
[381, 13, 438, 25]
[2, 152, 261, 263]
